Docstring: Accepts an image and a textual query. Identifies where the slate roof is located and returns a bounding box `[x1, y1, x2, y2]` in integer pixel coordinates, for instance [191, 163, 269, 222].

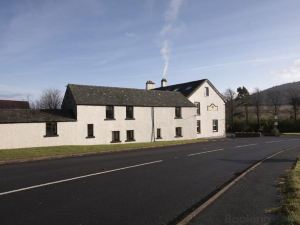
[0, 109, 76, 124]
[155, 79, 225, 102]
[0, 100, 30, 109]
[155, 79, 207, 97]
[67, 84, 195, 107]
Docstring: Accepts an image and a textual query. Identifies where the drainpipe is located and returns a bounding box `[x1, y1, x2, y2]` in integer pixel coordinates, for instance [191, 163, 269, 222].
[151, 107, 156, 142]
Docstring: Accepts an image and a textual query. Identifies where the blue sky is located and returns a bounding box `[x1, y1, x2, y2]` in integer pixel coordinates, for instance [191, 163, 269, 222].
[1, 0, 300, 100]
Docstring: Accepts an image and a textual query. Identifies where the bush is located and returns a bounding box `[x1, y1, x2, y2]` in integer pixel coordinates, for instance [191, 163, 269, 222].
[278, 120, 300, 133]
[271, 128, 281, 137]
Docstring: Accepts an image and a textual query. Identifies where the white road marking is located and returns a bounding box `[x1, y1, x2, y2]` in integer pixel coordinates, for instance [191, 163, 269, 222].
[188, 149, 224, 157]
[266, 140, 283, 144]
[235, 143, 258, 148]
[0, 160, 163, 197]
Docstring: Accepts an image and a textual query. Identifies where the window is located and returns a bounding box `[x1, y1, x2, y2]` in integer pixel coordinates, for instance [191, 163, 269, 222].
[157, 128, 162, 139]
[126, 106, 134, 119]
[45, 122, 57, 137]
[195, 102, 201, 115]
[87, 124, 94, 138]
[175, 107, 182, 118]
[213, 120, 218, 132]
[197, 120, 201, 134]
[126, 130, 135, 142]
[112, 131, 120, 143]
[205, 87, 210, 96]
[175, 127, 182, 137]
[106, 105, 115, 120]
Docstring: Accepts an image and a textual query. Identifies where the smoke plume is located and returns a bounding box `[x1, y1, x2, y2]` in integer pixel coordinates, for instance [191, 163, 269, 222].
[160, 0, 185, 79]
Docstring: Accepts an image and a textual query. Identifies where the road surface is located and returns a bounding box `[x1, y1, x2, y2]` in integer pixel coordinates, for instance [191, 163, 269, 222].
[0, 136, 300, 225]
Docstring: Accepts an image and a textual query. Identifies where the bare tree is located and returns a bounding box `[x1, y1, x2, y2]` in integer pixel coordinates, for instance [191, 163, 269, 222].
[253, 88, 263, 129]
[268, 90, 281, 116]
[288, 88, 300, 121]
[224, 89, 236, 131]
[36, 89, 63, 110]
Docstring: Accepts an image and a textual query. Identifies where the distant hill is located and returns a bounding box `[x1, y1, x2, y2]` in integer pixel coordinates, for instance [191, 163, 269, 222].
[252, 81, 300, 105]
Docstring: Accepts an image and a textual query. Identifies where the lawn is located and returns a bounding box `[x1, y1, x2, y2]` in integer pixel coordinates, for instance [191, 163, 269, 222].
[276, 159, 300, 224]
[0, 138, 207, 164]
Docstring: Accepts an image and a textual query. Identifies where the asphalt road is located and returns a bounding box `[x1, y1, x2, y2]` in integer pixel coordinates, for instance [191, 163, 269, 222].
[1, 136, 300, 225]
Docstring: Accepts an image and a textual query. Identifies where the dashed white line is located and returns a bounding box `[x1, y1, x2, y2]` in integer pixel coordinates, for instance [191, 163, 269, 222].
[188, 149, 224, 157]
[0, 160, 163, 197]
[266, 140, 283, 144]
[235, 143, 258, 148]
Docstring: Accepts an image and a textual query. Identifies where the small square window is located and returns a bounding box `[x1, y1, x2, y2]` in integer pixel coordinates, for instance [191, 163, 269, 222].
[126, 130, 135, 142]
[87, 124, 94, 138]
[45, 122, 57, 137]
[175, 127, 182, 137]
[213, 120, 218, 132]
[112, 131, 120, 143]
[175, 107, 182, 118]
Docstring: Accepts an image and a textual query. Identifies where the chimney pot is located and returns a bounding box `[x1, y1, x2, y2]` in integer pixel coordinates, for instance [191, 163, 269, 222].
[146, 80, 156, 90]
[161, 78, 168, 87]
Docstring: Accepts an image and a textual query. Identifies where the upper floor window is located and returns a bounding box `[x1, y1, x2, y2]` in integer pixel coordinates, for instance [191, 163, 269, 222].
[213, 120, 219, 132]
[195, 102, 201, 115]
[126, 106, 134, 119]
[175, 127, 183, 137]
[45, 122, 57, 137]
[87, 124, 95, 138]
[205, 87, 210, 97]
[106, 105, 115, 119]
[175, 107, 182, 119]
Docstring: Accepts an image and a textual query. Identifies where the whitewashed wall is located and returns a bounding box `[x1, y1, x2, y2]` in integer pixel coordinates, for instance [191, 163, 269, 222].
[188, 80, 226, 138]
[0, 106, 196, 149]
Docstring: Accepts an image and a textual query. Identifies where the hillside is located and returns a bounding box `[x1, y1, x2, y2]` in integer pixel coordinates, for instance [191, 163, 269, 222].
[252, 81, 300, 105]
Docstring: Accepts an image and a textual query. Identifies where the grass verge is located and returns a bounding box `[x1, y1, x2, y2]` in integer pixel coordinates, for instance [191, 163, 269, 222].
[0, 138, 207, 164]
[275, 159, 300, 224]
[283, 133, 300, 136]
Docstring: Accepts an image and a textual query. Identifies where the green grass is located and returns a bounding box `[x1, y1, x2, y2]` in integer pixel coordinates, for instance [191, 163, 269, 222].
[283, 133, 300, 136]
[275, 159, 300, 224]
[0, 138, 207, 163]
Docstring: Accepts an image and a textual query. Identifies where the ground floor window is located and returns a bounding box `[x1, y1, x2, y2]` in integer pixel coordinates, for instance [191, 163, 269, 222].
[87, 124, 94, 138]
[175, 127, 182, 137]
[157, 128, 162, 139]
[45, 122, 57, 137]
[197, 120, 201, 134]
[126, 130, 135, 142]
[112, 131, 121, 143]
[213, 120, 218, 132]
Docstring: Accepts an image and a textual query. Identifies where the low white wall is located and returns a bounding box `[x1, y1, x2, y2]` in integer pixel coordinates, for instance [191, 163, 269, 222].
[0, 105, 197, 149]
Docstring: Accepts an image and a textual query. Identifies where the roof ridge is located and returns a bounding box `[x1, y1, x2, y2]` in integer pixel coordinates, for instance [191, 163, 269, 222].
[68, 83, 182, 94]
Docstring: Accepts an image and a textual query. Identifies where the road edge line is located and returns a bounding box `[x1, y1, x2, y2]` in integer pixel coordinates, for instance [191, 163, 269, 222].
[173, 146, 296, 225]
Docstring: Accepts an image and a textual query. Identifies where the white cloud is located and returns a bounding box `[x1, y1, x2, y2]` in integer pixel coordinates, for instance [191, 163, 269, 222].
[272, 59, 300, 82]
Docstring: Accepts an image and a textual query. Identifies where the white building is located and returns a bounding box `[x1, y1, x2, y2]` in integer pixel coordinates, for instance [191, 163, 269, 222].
[0, 79, 225, 150]
[155, 79, 226, 138]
